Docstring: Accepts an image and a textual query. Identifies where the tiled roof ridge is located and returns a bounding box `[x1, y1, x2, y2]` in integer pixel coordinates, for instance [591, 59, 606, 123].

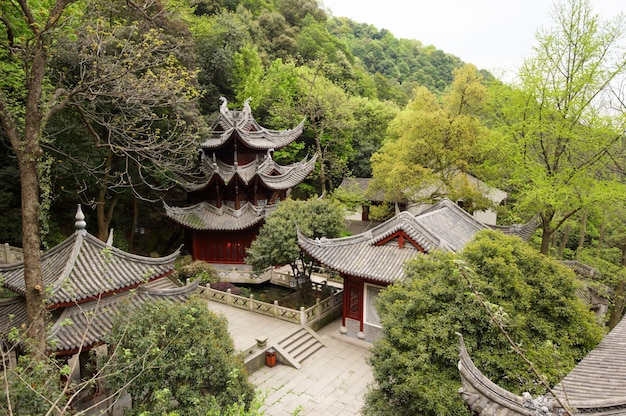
[49, 232, 86, 294]
[202, 98, 305, 151]
[79, 232, 181, 264]
[166, 200, 266, 218]
[416, 198, 487, 232]
[47, 279, 199, 354]
[296, 227, 368, 248]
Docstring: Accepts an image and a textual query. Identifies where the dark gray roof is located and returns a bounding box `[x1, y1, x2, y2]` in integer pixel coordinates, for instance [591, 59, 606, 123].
[0, 279, 199, 354]
[298, 199, 488, 283]
[164, 201, 277, 231]
[414, 199, 489, 251]
[550, 315, 626, 412]
[0, 296, 28, 335]
[201, 98, 304, 151]
[48, 279, 199, 354]
[181, 153, 317, 192]
[0, 231, 179, 306]
[458, 315, 626, 415]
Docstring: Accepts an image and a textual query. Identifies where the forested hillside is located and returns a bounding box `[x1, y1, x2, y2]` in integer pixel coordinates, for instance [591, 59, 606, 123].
[0, 0, 469, 250]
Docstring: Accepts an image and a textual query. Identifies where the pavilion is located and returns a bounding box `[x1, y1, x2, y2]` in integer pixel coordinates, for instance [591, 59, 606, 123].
[0, 205, 197, 374]
[165, 98, 316, 264]
[298, 199, 536, 341]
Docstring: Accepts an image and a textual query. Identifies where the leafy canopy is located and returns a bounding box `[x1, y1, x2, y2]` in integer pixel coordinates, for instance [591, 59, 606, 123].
[245, 197, 345, 275]
[103, 297, 256, 415]
[370, 64, 492, 213]
[364, 230, 604, 416]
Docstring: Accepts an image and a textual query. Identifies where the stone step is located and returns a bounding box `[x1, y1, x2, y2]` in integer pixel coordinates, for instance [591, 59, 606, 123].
[278, 327, 325, 364]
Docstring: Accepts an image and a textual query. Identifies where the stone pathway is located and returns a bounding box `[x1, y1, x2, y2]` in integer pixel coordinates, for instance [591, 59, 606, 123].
[206, 300, 374, 416]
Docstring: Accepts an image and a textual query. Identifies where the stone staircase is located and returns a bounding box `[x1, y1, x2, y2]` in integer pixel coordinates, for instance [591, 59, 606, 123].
[276, 327, 325, 369]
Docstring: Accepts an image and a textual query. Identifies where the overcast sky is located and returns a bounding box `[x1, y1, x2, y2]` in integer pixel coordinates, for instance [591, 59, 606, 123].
[321, 0, 625, 81]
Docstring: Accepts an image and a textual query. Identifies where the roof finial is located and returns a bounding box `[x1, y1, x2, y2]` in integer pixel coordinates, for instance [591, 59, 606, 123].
[219, 96, 229, 116]
[75, 204, 87, 234]
[243, 97, 252, 114]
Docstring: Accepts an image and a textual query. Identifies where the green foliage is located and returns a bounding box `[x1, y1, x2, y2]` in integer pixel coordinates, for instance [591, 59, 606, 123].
[368, 202, 395, 222]
[103, 297, 256, 415]
[327, 17, 464, 101]
[176, 259, 219, 284]
[365, 230, 604, 416]
[370, 65, 493, 212]
[0, 351, 71, 415]
[245, 198, 345, 273]
[480, 0, 626, 254]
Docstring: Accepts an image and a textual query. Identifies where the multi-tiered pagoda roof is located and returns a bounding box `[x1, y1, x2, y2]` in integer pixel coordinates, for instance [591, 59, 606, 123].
[165, 98, 316, 264]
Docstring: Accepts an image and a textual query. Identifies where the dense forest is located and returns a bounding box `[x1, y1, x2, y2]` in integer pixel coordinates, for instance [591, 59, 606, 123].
[2, 0, 626, 414]
[3, 0, 626, 308]
[0, 0, 472, 253]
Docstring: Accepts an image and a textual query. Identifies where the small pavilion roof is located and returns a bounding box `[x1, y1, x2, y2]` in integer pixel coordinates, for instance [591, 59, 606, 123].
[457, 314, 626, 415]
[200, 98, 305, 151]
[164, 201, 277, 231]
[0, 206, 179, 307]
[298, 199, 487, 284]
[181, 153, 317, 192]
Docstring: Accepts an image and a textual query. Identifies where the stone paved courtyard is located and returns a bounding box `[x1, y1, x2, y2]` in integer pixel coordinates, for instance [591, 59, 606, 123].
[206, 300, 373, 416]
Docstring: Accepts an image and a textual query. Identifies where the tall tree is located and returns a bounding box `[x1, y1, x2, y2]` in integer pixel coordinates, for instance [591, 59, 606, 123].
[370, 64, 493, 213]
[0, 0, 201, 355]
[482, 0, 626, 254]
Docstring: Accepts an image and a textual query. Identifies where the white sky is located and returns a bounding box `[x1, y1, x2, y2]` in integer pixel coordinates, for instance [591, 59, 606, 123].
[321, 0, 625, 82]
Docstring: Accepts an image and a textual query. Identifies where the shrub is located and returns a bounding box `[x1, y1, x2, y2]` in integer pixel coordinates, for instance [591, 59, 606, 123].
[176, 259, 219, 285]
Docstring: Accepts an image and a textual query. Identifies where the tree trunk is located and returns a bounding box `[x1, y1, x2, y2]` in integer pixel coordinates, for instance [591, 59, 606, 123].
[19, 159, 47, 358]
[16, 32, 49, 358]
[608, 244, 626, 329]
[575, 209, 587, 260]
[598, 217, 606, 249]
[129, 197, 138, 252]
[540, 214, 553, 255]
[314, 131, 327, 197]
[558, 224, 571, 259]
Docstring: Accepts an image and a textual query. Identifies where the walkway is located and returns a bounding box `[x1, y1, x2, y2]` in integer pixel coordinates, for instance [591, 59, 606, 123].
[206, 300, 374, 416]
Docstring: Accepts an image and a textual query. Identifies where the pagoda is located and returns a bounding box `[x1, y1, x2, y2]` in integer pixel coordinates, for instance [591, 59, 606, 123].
[165, 98, 316, 264]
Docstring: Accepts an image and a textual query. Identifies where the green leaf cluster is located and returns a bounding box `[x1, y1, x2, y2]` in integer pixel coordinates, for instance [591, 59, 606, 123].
[103, 297, 256, 415]
[245, 198, 344, 273]
[364, 230, 604, 416]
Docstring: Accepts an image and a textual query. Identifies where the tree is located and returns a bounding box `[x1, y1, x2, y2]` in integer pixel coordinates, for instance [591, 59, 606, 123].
[103, 298, 256, 415]
[370, 64, 493, 213]
[0, 0, 202, 355]
[347, 96, 399, 177]
[267, 64, 356, 196]
[246, 197, 344, 278]
[364, 230, 603, 416]
[482, 0, 626, 254]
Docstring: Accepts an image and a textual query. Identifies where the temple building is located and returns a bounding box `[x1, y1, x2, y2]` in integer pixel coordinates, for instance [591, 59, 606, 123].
[298, 199, 536, 341]
[165, 98, 316, 264]
[0, 205, 197, 371]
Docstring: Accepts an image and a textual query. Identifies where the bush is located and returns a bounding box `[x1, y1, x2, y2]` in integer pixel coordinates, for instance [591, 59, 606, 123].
[176, 259, 219, 285]
[364, 230, 604, 416]
[103, 297, 256, 414]
[210, 281, 248, 296]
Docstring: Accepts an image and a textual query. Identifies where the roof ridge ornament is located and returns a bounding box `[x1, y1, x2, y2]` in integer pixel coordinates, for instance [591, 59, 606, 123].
[75, 204, 87, 235]
[219, 96, 229, 116]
